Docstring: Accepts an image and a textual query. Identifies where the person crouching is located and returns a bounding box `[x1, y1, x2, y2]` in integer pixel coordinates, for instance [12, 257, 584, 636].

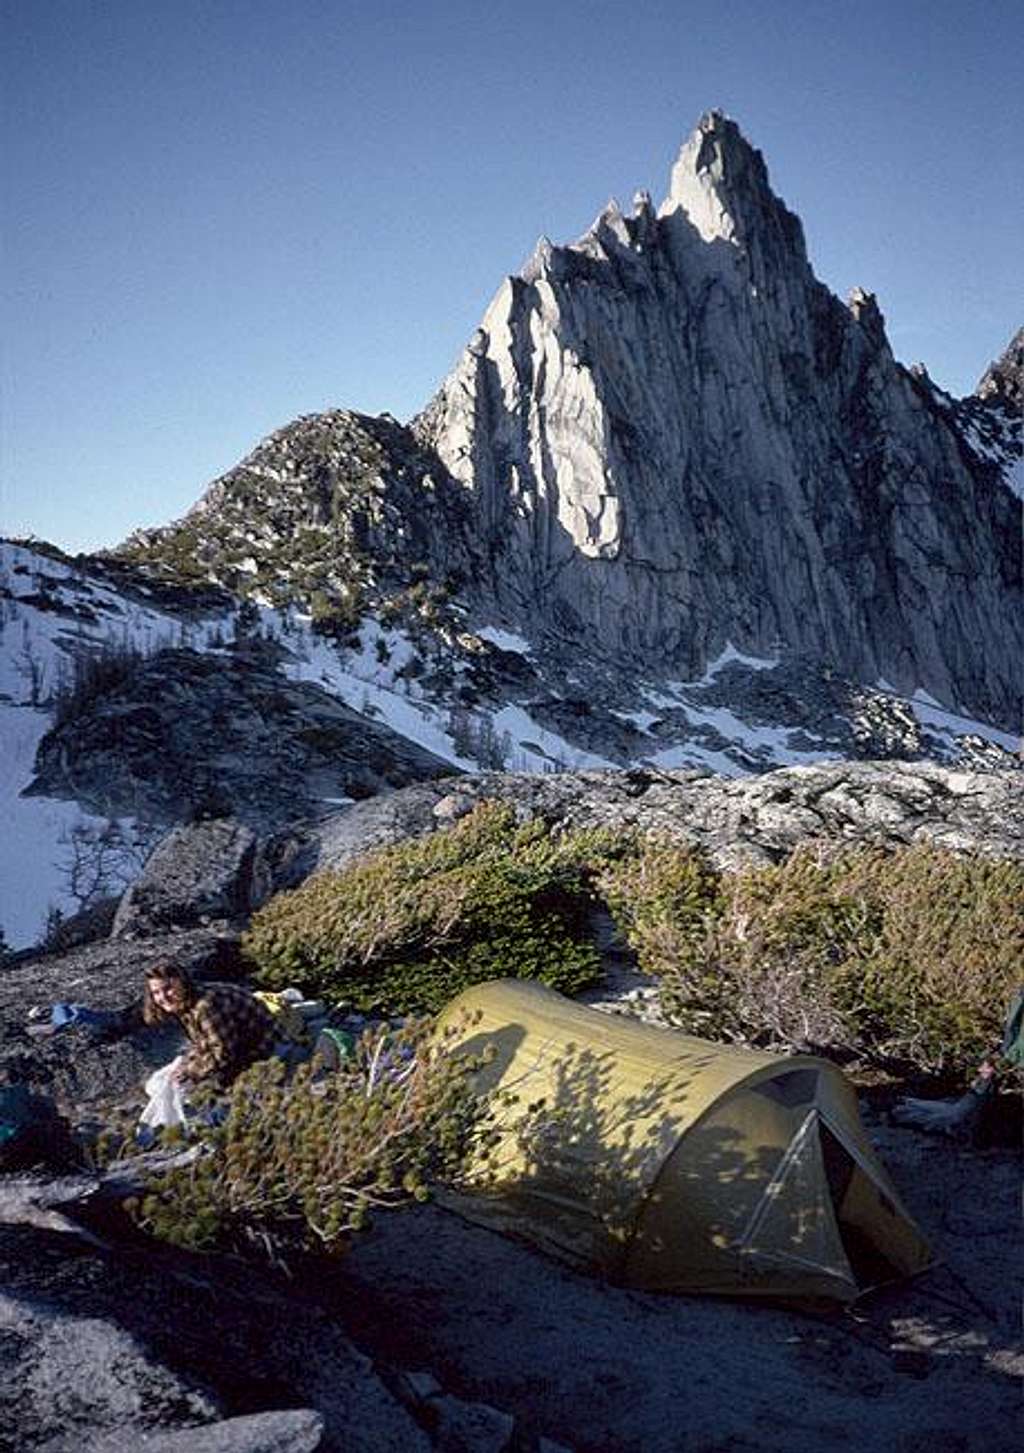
[143, 963, 277, 1093]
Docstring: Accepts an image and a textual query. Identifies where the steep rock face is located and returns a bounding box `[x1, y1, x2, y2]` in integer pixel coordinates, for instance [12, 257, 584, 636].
[415, 112, 1022, 730]
[954, 326, 1024, 505]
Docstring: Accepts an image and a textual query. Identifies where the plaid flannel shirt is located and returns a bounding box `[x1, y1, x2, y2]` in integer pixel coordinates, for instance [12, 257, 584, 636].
[177, 982, 277, 1088]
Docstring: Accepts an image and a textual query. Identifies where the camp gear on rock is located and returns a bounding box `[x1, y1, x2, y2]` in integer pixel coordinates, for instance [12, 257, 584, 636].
[436, 979, 931, 1307]
[313, 1025, 357, 1071]
[138, 1058, 190, 1133]
[252, 989, 323, 1045]
[49, 1002, 124, 1035]
[890, 1087, 989, 1139]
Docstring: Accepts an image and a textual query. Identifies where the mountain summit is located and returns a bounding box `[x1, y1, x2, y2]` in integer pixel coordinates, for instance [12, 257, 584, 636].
[413, 114, 1021, 729]
[659, 110, 807, 262]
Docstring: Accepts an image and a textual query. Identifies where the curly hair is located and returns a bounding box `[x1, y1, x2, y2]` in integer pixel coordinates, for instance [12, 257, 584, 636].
[142, 961, 198, 1026]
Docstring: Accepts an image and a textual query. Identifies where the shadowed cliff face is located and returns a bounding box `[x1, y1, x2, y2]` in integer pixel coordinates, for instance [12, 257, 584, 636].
[414, 112, 1022, 731]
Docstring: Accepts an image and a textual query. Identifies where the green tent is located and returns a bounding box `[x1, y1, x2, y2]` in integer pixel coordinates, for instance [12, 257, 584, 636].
[438, 980, 931, 1306]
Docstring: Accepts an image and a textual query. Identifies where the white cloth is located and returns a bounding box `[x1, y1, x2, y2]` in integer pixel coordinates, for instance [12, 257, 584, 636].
[139, 1056, 190, 1131]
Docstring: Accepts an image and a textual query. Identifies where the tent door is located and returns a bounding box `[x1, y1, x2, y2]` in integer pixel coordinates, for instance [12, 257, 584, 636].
[734, 1109, 855, 1284]
[816, 1114, 909, 1289]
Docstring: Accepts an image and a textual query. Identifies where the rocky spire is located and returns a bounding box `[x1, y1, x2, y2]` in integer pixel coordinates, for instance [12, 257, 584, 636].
[414, 114, 1021, 731]
[847, 288, 890, 354]
[658, 110, 807, 266]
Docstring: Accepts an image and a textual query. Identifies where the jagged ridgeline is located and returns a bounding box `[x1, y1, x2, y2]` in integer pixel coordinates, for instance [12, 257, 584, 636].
[120, 112, 1022, 730]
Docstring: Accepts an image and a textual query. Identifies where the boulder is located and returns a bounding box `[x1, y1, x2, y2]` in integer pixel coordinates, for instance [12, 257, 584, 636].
[112, 818, 258, 939]
[0, 1223, 432, 1452]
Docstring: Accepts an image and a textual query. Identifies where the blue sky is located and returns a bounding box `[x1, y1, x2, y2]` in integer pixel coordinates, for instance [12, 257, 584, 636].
[3, 0, 1022, 553]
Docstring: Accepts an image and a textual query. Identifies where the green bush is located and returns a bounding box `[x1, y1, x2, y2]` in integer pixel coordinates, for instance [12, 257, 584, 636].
[243, 802, 628, 1013]
[825, 846, 1024, 1072]
[132, 1015, 503, 1256]
[247, 811, 1021, 1074]
[599, 840, 1024, 1075]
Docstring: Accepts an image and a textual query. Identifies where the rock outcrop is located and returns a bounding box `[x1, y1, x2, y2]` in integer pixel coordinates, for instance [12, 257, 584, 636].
[977, 324, 1024, 413]
[111, 819, 258, 938]
[119, 409, 479, 621]
[414, 112, 1022, 731]
[28, 644, 457, 828]
[262, 761, 1024, 893]
[0, 1222, 432, 1452]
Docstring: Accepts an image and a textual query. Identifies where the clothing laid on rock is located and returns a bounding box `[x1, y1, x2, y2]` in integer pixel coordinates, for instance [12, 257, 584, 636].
[138, 1057, 190, 1134]
[176, 982, 277, 1088]
[49, 1002, 127, 1035]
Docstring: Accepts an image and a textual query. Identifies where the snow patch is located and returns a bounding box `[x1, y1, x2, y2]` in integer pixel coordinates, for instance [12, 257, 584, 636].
[676, 701, 838, 769]
[490, 704, 617, 771]
[701, 642, 780, 679]
[643, 644, 779, 706]
[277, 614, 472, 769]
[0, 702, 144, 947]
[908, 693, 1019, 753]
[610, 708, 662, 732]
[475, 626, 532, 655]
[961, 412, 1023, 499]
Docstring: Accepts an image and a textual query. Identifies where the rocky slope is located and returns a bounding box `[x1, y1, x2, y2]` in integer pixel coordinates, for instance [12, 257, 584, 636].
[2, 759, 1021, 1451]
[0, 541, 478, 947]
[27, 641, 455, 828]
[119, 409, 479, 632]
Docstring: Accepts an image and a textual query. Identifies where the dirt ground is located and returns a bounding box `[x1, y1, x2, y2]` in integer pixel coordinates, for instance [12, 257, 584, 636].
[328, 1094, 1021, 1453]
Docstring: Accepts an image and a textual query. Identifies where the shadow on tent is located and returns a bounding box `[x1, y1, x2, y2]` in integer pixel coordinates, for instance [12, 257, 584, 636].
[438, 979, 931, 1309]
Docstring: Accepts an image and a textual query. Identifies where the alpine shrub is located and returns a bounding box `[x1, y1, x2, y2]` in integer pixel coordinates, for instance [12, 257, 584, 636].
[132, 1014, 504, 1256]
[243, 802, 629, 1012]
[600, 840, 1024, 1074]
